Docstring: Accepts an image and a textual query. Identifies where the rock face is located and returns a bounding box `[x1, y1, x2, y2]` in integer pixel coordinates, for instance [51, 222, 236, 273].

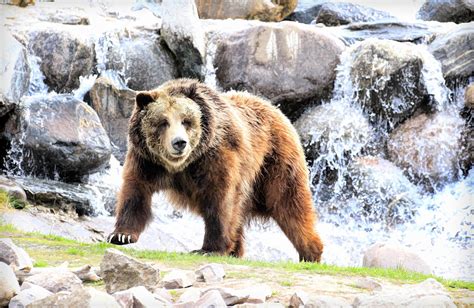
[89, 73, 136, 163]
[24, 268, 83, 293]
[100, 248, 160, 294]
[353, 279, 455, 307]
[314, 2, 395, 26]
[28, 287, 120, 308]
[387, 112, 464, 189]
[0, 262, 20, 306]
[0, 30, 30, 117]
[8, 284, 52, 308]
[16, 94, 111, 182]
[24, 25, 95, 93]
[0, 238, 33, 271]
[347, 157, 422, 226]
[195, 0, 297, 22]
[215, 21, 345, 114]
[428, 22, 474, 81]
[96, 29, 178, 91]
[161, 0, 206, 80]
[363, 242, 432, 274]
[417, 0, 474, 23]
[349, 39, 435, 129]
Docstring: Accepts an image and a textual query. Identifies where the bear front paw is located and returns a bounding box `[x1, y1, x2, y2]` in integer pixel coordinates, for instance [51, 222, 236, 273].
[106, 232, 138, 245]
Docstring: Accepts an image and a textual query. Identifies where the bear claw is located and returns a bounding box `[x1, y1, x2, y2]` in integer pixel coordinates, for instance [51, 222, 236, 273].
[107, 233, 135, 245]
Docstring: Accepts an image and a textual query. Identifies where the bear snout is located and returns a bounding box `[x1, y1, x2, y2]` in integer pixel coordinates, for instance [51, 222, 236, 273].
[172, 137, 187, 152]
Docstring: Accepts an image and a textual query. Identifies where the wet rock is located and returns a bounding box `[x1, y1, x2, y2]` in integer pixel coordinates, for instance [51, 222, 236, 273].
[294, 102, 371, 201]
[96, 28, 178, 91]
[353, 277, 382, 291]
[353, 278, 455, 307]
[161, 0, 205, 80]
[24, 25, 95, 93]
[162, 269, 196, 289]
[178, 287, 202, 303]
[8, 284, 52, 308]
[15, 94, 111, 182]
[417, 0, 473, 23]
[0, 238, 33, 271]
[0, 262, 20, 306]
[289, 290, 309, 307]
[363, 242, 432, 274]
[349, 39, 437, 129]
[0, 30, 30, 117]
[196, 0, 297, 22]
[72, 265, 101, 282]
[113, 286, 165, 307]
[203, 287, 249, 306]
[387, 112, 464, 189]
[28, 287, 120, 308]
[24, 268, 83, 293]
[100, 248, 160, 293]
[195, 263, 225, 283]
[89, 72, 136, 163]
[215, 21, 345, 116]
[428, 23, 474, 81]
[194, 290, 226, 308]
[38, 10, 90, 25]
[315, 2, 395, 26]
[0, 176, 26, 201]
[346, 156, 422, 225]
[285, 4, 323, 24]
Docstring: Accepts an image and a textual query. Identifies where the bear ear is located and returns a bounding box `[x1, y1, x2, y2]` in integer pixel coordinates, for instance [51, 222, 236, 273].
[136, 92, 154, 109]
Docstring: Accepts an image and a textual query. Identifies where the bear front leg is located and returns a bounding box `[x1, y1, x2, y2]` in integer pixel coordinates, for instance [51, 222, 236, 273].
[107, 180, 153, 245]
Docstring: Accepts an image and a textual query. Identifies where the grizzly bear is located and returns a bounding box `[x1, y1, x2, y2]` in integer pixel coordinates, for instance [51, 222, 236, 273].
[107, 79, 323, 262]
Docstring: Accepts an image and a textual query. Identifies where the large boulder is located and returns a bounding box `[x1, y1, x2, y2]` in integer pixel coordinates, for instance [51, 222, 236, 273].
[89, 72, 136, 163]
[387, 111, 465, 189]
[195, 0, 297, 22]
[0, 30, 30, 117]
[96, 28, 178, 91]
[363, 242, 431, 274]
[428, 22, 474, 81]
[0, 262, 20, 306]
[24, 268, 83, 293]
[23, 25, 95, 93]
[161, 0, 206, 80]
[215, 21, 345, 115]
[346, 157, 422, 226]
[348, 39, 443, 129]
[14, 94, 111, 182]
[8, 284, 52, 308]
[28, 287, 120, 308]
[314, 2, 395, 26]
[0, 238, 33, 271]
[417, 0, 474, 23]
[100, 248, 160, 294]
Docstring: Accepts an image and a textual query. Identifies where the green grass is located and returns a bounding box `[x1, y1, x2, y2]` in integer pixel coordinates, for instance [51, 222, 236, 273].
[33, 260, 49, 267]
[0, 222, 472, 290]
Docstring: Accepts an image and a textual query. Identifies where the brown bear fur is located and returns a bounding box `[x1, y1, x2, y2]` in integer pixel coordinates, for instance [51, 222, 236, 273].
[108, 78, 323, 262]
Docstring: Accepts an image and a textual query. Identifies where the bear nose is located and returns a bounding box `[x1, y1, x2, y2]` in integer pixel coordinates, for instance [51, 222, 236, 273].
[172, 137, 187, 152]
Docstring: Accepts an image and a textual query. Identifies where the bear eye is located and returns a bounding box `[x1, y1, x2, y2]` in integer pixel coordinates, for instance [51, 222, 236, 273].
[157, 120, 169, 129]
[182, 119, 192, 128]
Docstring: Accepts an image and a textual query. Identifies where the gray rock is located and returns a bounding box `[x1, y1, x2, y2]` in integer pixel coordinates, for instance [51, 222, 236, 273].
[363, 242, 432, 274]
[177, 288, 201, 303]
[289, 290, 309, 307]
[0, 176, 26, 202]
[315, 2, 395, 26]
[417, 0, 474, 23]
[162, 269, 196, 289]
[305, 296, 351, 308]
[242, 284, 272, 304]
[353, 277, 382, 291]
[89, 72, 136, 163]
[161, 0, 205, 80]
[195, 0, 297, 22]
[0, 263, 20, 306]
[24, 268, 83, 293]
[28, 287, 120, 308]
[153, 288, 173, 303]
[24, 25, 95, 93]
[387, 112, 465, 189]
[96, 28, 178, 91]
[215, 21, 345, 115]
[348, 39, 438, 129]
[8, 284, 52, 308]
[113, 286, 165, 308]
[353, 278, 455, 307]
[72, 265, 101, 282]
[0, 30, 30, 117]
[0, 238, 33, 271]
[285, 4, 324, 23]
[194, 290, 226, 308]
[203, 287, 249, 306]
[15, 94, 111, 182]
[100, 248, 160, 294]
[195, 263, 225, 283]
[38, 10, 90, 25]
[429, 22, 474, 81]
